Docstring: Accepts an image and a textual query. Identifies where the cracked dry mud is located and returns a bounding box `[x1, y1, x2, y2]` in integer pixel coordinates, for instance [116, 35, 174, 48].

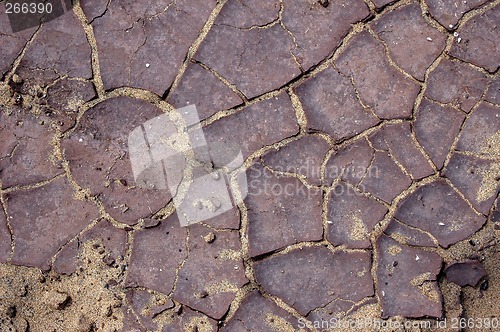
[0, 0, 499, 331]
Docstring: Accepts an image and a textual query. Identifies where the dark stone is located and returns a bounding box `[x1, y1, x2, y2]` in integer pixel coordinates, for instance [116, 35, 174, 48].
[296, 66, 379, 141]
[371, 0, 394, 10]
[414, 98, 465, 169]
[327, 182, 388, 249]
[376, 235, 443, 318]
[394, 179, 486, 248]
[448, 6, 500, 72]
[372, 4, 447, 80]
[173, 224, 247, 320]
[444, 260, 487, 287]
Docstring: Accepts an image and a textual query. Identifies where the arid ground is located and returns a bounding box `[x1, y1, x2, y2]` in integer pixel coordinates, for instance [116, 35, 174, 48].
[0, 0, 499, 331]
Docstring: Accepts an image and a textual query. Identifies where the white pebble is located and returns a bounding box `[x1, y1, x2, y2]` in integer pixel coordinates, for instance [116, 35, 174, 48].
[415, 255, 420, 261]
[457, 37, 462, 43]
[449, 24, 454, 29]
[427, 37, 433, 41]
[146, 63, 150, 68]
[453, 32, 459, 37]
[327, 220, 333, 224]
[438, 222, 445, 226]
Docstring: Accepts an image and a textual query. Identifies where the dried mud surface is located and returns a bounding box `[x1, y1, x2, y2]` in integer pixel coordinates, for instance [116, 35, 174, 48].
[0, 0, 499, 331]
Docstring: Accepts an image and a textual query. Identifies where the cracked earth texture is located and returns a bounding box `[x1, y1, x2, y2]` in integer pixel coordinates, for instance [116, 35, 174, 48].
[0, 0, 499, 331]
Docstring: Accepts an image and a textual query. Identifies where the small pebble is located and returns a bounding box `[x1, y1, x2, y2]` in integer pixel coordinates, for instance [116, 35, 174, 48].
[203, 232, 216, 243]
[427, 37, 433, 41]
[146, 63, 150, 68]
